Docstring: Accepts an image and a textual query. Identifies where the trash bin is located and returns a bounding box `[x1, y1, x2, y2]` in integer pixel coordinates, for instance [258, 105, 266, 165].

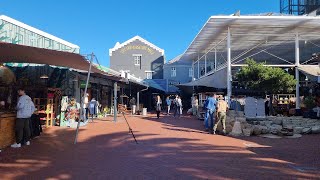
[132, 105, 136, 114]
[142, 108, 147, 116]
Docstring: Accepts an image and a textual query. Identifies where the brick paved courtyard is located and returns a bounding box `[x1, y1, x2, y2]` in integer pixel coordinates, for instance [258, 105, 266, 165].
[0, 113, 319, 180]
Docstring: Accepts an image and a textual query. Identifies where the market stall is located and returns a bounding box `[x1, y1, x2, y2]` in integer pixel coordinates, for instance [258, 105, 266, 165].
[0, 42, 122, 149]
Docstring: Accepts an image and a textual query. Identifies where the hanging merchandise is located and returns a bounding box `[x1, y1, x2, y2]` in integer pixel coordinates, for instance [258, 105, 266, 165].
[59, 96, 69, 127]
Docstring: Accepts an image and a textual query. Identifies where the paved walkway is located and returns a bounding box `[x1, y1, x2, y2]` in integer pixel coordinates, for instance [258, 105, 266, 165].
[0, 113, 319, 180]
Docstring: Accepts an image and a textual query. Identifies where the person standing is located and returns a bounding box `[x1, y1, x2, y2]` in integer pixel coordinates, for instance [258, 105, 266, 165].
[173, 95, 179, 117]
[155, 95, 162, 119]
[166, 96, 172, 115]
[214, 96, 229, 135]
[88, 98, 98, 121]
[204, 94, 217, 133]
[192, 96, 199, 117]
[265, 99, 270, 116]
[83, 93, 89, 121]
[11, 88, 35, 148]
[178, 96, 183, 116]
[129, 97, 136, 114]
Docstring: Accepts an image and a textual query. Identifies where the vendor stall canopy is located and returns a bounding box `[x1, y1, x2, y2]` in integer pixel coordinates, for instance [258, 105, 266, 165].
[0, 42, 121, 81]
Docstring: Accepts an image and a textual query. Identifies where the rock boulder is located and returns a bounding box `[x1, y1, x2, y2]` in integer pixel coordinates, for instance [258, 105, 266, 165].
[253, 125, 262, 135]
[302, 127, 312, 134]
[311, 126, 320, 134]
[293, 127, 304, 134]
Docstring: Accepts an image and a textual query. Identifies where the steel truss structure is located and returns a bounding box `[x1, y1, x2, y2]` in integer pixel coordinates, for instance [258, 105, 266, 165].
[280, 0, 320, 15]
[182, 15, 320, 110]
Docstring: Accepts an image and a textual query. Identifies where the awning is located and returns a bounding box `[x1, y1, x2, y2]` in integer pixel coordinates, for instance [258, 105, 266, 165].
[178, 69, 227, 89]
[182, 15, 320, 71]
[298, 65, 320, 82]
[0, 42, 121, 81]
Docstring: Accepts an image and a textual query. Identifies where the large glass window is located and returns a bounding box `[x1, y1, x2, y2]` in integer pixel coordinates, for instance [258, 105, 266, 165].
[189, 67, 193, 77]
[133, 54, 142, 66]
[146, 72, 153, 79]
[171, 67, 176, 77]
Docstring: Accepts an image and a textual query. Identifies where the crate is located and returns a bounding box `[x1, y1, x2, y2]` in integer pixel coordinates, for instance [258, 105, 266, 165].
[0, 113, 16, 149]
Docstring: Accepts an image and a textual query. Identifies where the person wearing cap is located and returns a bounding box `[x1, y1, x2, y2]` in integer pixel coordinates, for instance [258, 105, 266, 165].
[214, 96, 229, 135]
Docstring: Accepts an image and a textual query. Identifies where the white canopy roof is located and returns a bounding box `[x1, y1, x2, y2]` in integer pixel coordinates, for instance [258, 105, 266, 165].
[184, 15, 320, 58]
[179, 69, 227, 88]
[180, 14, 320, 89]
[298, 65, 320, 81]
[181, 15, 320, 71]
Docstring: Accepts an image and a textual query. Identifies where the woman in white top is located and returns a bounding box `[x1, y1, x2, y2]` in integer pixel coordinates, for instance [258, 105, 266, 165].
[176, 96, 182, 118]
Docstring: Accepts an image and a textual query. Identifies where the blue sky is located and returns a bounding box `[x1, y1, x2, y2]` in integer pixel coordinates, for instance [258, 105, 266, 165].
[1, 0, 279, 67]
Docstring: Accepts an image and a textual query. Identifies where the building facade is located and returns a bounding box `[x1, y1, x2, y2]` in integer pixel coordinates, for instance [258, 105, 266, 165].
[0, 15, 80, 53]
[163, 54, 193, 93]
[0, 15, 83, 102]
[109, 36, 165, 80]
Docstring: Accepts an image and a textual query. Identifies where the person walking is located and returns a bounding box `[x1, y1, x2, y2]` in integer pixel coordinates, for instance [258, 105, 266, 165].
[88, 98, 98, 122]
[192, 96, 199, 117]
[11, 88, 35, 148]
[155, 95, 162, 119]
[204, 94, 217, 134]
[166, 96, 172, 115]
[214, 96, 229, 135]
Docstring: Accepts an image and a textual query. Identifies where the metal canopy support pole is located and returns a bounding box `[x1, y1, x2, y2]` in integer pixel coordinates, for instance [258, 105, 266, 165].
[227, 27, 232, 105]
[74, 53, 94, 144]
[295, 33, 300, 110]
[137, 91, 140, 112]
[114, 82, 118, 122]
[204, 54, 207, 75]
[197, 54, 200, 79]
[214, 48, 217, 71]
[192, 60, 195, 94]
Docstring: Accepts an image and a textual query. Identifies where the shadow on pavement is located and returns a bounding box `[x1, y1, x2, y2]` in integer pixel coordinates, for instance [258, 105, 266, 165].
[0, 117, 319, 179]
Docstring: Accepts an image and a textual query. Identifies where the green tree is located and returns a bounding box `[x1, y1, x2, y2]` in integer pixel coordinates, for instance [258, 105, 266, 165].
[236, 58, 296, 94]
[236, 59, 296, 115]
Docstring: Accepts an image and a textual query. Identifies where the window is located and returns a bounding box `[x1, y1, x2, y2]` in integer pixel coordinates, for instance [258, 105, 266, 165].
[189, 67, 193, 77]
[146, 71, 153, 79]
[133, 54, 142, 66]
[171, 67, 176, 77]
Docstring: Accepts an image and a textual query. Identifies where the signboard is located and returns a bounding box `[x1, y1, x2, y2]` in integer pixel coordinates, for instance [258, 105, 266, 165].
[80, 81, 91, 88]
[120, 45, 155, 55]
